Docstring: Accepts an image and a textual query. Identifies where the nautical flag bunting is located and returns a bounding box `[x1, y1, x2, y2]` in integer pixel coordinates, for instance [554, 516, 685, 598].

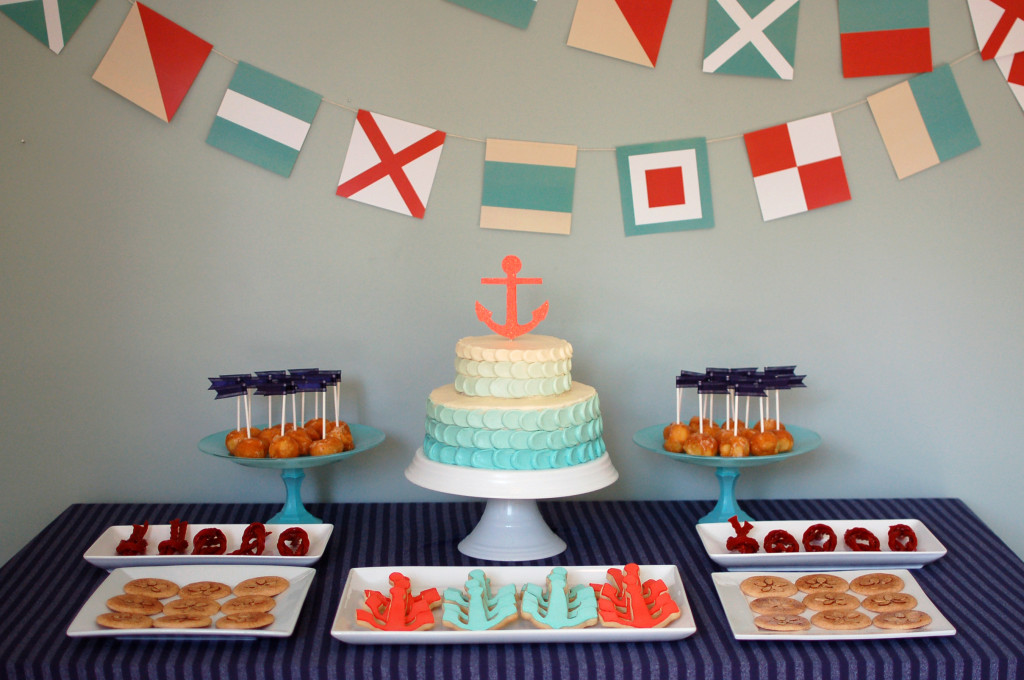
[702, 0, 800, 80]
[966, 0, 1024, 60]
[445, 0, 537, 29]
[996, 51, 1024, 113]
[838, 0, 932, 78]
[336, 110, 447, 219]
[92, 3, 212, 123]
[567, 0, 674, 68]
[744, 113, 851, 221]
[206, 62, 322, 177]
[480, 139, 577, 235]
[867, 64, 980, 179]
[616, 138, 714, 236]
[0, 0, 97, 54]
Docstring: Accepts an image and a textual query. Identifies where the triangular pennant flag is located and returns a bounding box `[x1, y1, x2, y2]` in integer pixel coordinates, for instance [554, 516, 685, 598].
[966, 0, 1024, 60]
[1, 0, 98, 54]
[480, 139, 577, 235]
[838, 0, 932, 78]
[702, 0, 800, 80]
[616, 138, 714, 236]
[744, 113, 851, 221]
[206, 62, 322, 177]
[445, 0, 537, 29]
[867, 64, 980, 179]
[996, 51, 1024, 113]
[336, 110, 447, 218]
[92, 3, 212, 123]
[567, 0, 674, 68]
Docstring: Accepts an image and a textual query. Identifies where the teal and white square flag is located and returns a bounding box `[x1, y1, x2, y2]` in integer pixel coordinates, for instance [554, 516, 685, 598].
[206, 62, 322, 178]
[1, 0, 98, 54]
[446, 0, 537, 29]
[702, 0, 800, 80]
[616, 138, 714, 236]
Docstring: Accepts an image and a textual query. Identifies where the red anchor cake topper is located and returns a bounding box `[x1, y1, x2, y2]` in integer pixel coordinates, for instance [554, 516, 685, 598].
[475, 255, 549, 339]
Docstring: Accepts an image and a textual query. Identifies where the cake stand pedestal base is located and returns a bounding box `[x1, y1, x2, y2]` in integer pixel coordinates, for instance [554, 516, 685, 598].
[701, 468, 753, 524]
[458, 499, 566, 561]
[405, 448, 617, 562]
[268, 468, 323, 525]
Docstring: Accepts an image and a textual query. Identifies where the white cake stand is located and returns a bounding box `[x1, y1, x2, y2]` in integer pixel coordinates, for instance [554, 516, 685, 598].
[405, 448, 618, 561]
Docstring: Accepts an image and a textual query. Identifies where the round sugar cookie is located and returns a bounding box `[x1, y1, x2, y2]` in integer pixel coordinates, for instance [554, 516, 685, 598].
[753, 614, 810, 631]
[163, 597, 220, 617]
[873, 610, 932, 630]
[795, 574, 849, 594]
[234, 575, 289, 597]
[153, 613, 213, 629]
[850, 573, 904, 596]
[222, 595, 276, 615]
[749, 597, 806, 616]
[861, 592, 918, 613]
[811, 610, 872, 630]
[106, 593, 162, 616]
[96, 612, 154, 629]
[123, 578, 179, 599]
[802, 592, 860, 611]
[179, 581, 232, 600]
[216, 611, 275, 630]
[740, 575, 798, 598]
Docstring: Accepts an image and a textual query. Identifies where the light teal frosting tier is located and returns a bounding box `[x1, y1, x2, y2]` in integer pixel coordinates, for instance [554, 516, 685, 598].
[425, 415, 603, 450]
[422, 435, 607, 470]
[454, 373, 572, 398]
[455, 357, 571, 380]
[426, 392, 600, 432]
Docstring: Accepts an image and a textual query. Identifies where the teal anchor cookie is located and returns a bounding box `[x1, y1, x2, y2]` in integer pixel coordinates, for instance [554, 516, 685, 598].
[442, 569, 519, 631]
[520, 567, 598, 629]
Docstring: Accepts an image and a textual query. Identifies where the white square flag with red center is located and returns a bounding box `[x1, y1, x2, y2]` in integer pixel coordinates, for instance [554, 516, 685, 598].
[743, 112, 851, 222]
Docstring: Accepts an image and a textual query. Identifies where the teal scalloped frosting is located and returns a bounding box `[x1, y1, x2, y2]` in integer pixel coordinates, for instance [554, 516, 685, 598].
[427, 389, 600, 432]
[453, 335, 574, 398]
[455, 356, 571, 380]
[454, 373, 572, 398]
[422, 435, 607, 470]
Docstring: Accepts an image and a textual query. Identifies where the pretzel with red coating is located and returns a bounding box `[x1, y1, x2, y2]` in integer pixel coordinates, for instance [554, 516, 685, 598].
[191, 527, 227, 555]
[887, 524, 918, 552]
[802, 523, 838, 552]
[277, 527, 310, 556]
[157, 519, 189, 555]
[231, 522, 272, 556]
[844, 527, 881, 551]
[763, 529, 800, 553]
[116, 522, 149, 555]
[725, 515, 759, 554]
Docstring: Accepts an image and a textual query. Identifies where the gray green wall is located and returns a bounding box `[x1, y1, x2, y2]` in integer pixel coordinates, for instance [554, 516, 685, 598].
[2, 0, 1022, 565]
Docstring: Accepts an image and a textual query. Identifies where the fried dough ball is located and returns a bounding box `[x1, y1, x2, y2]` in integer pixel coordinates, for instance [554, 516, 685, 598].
[755, 419, 786, 432]
[662, 423, 691, 454]
[268, 434, 301, 459]
[720, 419, 746, 432]
[688, 417, 715, 432]
[748, 430, 780, 456]
[303, 418, 327, 441]
[286, 428, 313, 455]
[233, 437, 267, 459]
[310, 437, 345, 457]
[774, 429, 794, 453]
[683, 432, 719, 457]
[225, 428, 257, 454]
[259, 427, 281, 450]
[326, 424, 355, 452]
[719, 433, 751, 457]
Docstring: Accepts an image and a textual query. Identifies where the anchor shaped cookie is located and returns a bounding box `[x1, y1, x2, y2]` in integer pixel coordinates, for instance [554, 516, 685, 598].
[475, 255, 549, 339]
[442, 569, 519, 631]
[355, 572, 440, 631]
[590, 563, 681, 629]
[520, 566, 599, 630]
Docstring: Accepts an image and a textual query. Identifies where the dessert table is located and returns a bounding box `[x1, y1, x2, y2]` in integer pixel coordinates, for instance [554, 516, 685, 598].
[2, 497, 1022, 680]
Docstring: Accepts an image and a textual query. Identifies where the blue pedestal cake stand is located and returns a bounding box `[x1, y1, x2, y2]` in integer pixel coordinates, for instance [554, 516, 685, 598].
[633, 424, 821, 524]
[199, 423, 385, 524]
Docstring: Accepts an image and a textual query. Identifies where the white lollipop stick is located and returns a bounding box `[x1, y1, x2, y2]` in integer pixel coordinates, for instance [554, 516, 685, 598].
[759, 398, 765, 432]
[236, 398, 241, 431]
[333, 382, 341, 423]
[279, 396, 286, 435]
[775, 390, 781, 426]
[243, 392, 252, 435]
[675, 387, 681, 425]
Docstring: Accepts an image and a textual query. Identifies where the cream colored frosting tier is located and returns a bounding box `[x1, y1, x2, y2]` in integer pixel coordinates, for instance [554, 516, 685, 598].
[429, 382, 596, 414]
[455, 334, 572, 363]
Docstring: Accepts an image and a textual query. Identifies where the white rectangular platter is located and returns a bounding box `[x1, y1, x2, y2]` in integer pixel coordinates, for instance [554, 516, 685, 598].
[84, 524, 333, 569]
[67, 564, 315, 639]
[332, 565, 696, 644]
[697, 519, 945, 570]
[712, 569, 956, 641]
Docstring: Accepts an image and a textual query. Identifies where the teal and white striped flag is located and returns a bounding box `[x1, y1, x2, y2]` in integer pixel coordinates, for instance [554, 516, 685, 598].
[0, 0, 98, 54]
[206, 62, 322, 177]
[480, 139, 577, 235]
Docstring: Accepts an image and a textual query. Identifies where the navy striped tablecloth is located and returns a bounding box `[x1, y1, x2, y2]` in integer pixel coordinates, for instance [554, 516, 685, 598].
[2, 498, 1021, 680]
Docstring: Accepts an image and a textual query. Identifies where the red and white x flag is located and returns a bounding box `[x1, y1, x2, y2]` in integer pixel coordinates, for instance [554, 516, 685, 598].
[337, 110, 446, 218]
[967, 0, 1024, 60]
